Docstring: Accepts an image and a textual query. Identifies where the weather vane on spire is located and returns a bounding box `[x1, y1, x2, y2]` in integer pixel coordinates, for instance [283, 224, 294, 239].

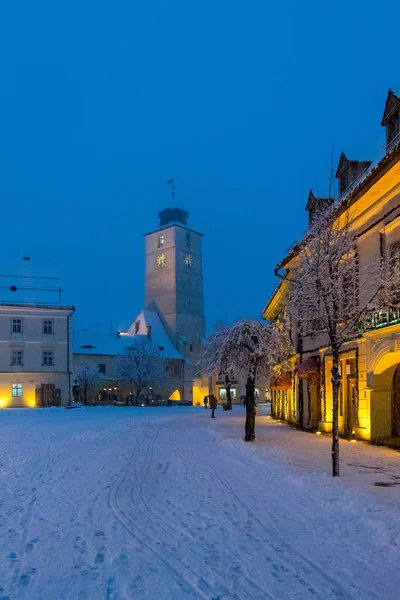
[167, 174, 176, 203]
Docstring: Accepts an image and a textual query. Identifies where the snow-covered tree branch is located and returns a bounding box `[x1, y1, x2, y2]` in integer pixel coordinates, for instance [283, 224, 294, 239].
[117, 337, 169, 401]
[73, 361, 100, 405]
[200, 318, 293, 440]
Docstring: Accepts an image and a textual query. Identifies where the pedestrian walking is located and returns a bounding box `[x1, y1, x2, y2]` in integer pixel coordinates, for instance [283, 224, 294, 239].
[203, 395, 209, 409]
[209, 394, 217, 418]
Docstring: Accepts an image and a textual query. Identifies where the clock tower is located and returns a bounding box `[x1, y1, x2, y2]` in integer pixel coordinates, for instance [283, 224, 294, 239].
[144, 207, 206, 360]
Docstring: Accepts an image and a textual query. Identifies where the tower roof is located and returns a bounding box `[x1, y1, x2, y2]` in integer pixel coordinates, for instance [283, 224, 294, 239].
[158, 207, 189, 228]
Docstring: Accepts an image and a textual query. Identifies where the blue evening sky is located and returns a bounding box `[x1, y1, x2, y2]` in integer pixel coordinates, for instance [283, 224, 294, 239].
[0, 1, 398, 333]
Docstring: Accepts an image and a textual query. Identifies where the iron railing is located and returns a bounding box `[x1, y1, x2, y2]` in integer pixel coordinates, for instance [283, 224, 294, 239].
[357, 306, 400, 332]
[386, 131, 400, 154]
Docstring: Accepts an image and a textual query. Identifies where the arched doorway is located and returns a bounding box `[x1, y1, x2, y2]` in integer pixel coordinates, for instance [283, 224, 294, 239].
[391, 364, 400, 437]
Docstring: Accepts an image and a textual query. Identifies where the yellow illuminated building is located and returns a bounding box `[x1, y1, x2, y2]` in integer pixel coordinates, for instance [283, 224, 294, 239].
[263, 89, 400, 444]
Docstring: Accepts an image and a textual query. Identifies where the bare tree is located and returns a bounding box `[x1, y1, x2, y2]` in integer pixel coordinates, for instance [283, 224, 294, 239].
[117, 337, 168, 402]
[73, 361, 100, 405]
[201, 318, 290, 441]
[285, 208, 398, 476]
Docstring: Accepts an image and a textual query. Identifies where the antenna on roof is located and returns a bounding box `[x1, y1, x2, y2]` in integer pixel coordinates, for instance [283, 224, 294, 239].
[167, 174, 176, 204]
[329, 141, 335, 198]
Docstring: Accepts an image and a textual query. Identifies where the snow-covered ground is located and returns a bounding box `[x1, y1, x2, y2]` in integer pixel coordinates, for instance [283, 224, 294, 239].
[1, 406, 400, 599]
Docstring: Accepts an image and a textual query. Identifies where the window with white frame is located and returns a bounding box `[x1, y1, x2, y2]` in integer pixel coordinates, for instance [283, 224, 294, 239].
[12, 318, 22, 333]
[43, 351, 54, 366]
[12, 383, 22, 397]
[43, 320, 53, 334]
[218, 387, 237, 401]
[11, 350, 23, 365]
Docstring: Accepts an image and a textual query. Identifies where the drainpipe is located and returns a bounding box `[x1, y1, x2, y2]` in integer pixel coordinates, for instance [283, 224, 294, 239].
[67, 309, 74, 406]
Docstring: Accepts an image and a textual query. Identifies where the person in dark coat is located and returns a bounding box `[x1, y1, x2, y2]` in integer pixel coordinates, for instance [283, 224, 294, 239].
[209, 394, 218, 418]
[203, 395, 209, 409]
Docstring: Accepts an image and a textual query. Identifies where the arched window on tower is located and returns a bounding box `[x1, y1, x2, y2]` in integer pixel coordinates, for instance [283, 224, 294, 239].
[158, 234, 164, 248]
[186, 233, 191, 248]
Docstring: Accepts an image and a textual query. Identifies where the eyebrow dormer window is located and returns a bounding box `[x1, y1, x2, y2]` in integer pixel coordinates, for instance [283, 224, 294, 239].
[158, 234, 164, 248]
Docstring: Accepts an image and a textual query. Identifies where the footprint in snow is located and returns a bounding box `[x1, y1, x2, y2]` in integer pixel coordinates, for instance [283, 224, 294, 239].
[95, 551, 105, 564]
[20, 574, 30, 586]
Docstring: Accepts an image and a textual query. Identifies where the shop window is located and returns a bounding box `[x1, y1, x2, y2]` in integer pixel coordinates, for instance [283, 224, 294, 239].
[218, 387, 237, 401]
[12, 383, 23, 397]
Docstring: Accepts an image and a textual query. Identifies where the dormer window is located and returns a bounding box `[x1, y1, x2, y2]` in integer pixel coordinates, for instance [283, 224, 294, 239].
[305, 190, 334, 228]
[388, 114, 400, 147]
[158, 234, 164, 248]
[339, 171, 349, 195]
[381, 90, 400, 153]
[335, 152, 371, 198]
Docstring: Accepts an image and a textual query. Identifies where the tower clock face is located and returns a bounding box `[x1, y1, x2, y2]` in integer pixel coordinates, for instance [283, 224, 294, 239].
[156, 252, 167, 268]
[184, 254, 194, 268]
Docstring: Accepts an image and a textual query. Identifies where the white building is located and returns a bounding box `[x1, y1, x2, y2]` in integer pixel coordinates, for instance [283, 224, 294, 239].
[0, 303, 75, 408]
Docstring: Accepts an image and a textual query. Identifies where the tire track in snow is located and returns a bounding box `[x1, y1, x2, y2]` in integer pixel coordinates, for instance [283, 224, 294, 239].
[106, 424, 214, 600]
[146, 428, 276, 600]
[168, 426, 359, 600]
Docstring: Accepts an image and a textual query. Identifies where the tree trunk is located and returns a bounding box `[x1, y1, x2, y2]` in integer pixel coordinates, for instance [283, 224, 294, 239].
[331, 349, 341, 477]
[297, 334, 304, 428]
[224, 373, 232, 410]
[84, 383, 88, 405]
[245, 371, 256, 441]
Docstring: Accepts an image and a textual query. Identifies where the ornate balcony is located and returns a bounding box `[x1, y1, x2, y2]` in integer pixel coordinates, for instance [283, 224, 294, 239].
[357, 306, 400, 333]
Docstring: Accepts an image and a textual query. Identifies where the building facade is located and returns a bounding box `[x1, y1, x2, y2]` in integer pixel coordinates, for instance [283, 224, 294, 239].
[0, 303, 75, 408]
[264, 89, 400, 444]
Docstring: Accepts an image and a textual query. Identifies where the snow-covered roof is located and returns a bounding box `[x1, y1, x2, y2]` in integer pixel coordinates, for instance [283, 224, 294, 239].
[74, 310, 189, 362]
[73, 329, 134, 356]
[127, 309, 189, 362]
